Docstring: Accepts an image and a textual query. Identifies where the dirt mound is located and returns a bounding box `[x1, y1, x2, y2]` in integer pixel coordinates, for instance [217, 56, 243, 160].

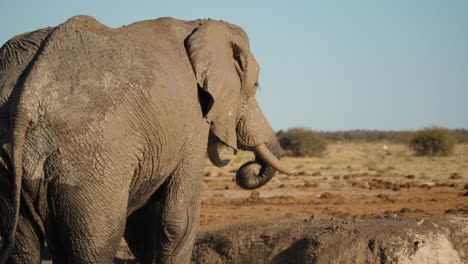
[193, 216, 468, 264]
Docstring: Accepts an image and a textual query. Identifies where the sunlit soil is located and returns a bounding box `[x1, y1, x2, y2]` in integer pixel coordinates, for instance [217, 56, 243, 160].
[199, 142, 468, 230]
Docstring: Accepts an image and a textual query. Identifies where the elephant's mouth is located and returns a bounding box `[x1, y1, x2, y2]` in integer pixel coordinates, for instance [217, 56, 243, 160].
[208, 137, 293, 174]
[207, 133, 233, 167]
[207, 134, 294, 189]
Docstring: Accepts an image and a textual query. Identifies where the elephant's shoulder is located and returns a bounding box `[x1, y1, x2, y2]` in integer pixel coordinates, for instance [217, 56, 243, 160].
[119, 17, 202, 41]
[54, 15, 112, 35]
[34, 16, 120, 59]
[123, 17, 186, 30]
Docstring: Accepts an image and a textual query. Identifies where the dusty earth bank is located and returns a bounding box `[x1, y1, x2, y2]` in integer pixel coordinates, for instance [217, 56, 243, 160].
[193, 216, 468, 263]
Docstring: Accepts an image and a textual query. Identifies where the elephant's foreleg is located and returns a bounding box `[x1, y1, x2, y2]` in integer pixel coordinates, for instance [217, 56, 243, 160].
[156, 168, 203, 264]
[125, 167, 203, 263]
[6, 207, 43, 264]
[124, 194, 163, 264]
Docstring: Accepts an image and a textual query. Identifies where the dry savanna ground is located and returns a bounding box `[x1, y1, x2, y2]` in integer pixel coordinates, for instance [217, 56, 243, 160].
[199, 142, 468, 231]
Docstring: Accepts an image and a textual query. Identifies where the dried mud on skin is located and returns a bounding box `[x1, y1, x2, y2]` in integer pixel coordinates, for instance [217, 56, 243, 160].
[192, 216, 468, 264]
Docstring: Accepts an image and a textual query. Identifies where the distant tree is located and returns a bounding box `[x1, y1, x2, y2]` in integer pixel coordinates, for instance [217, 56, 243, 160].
[317, 129, 468, 144]
[453, 129, 468, 143]
[409, 126, 456, 156]
[277, 128, 327, 157]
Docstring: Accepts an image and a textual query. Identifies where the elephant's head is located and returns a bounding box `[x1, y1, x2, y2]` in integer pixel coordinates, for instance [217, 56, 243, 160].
[186, 20, 294, 189]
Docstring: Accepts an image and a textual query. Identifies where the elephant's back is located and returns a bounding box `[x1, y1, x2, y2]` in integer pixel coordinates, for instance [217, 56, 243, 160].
[16, 16, 196, 130]
[2, 15, 199, 183]
[9, 16, 199, 182]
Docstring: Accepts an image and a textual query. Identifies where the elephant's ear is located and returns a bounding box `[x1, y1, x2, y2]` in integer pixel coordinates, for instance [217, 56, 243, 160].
[186, 20, 250, 150]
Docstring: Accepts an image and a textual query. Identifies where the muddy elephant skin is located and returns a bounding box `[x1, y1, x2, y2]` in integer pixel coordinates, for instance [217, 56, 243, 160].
[0, 16, 290, 263]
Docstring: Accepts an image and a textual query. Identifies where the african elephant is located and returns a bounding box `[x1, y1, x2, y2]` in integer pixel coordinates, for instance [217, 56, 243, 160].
[0, 16, 293, 263]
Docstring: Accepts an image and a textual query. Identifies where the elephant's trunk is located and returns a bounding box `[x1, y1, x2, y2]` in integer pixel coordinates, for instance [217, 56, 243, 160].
[236, 142, 294, 190]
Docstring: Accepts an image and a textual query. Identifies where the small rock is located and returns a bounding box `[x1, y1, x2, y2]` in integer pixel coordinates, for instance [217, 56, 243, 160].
[449, 173, 463, 180]
[304, 181, 318, 188]
[419, 183, 432, 189]
[405, 174, 416, 179]
[204, 171, 219, 177]
[312, 171, 321, 176]
[250, 190, 260, 199]
[401, 181, 418, 189]
[400, 207, 413, 213]
[377, 194, 390, 200]
[352, 181, 368, 188]
[445, 208, 457, 214]
[378, 211, 398, 219]
[285, 212, 295, 218]
[260, 234, 272, 241]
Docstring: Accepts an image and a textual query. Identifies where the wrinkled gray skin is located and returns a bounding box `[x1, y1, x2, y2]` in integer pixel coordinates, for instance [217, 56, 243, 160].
[0, 16, 286, 263]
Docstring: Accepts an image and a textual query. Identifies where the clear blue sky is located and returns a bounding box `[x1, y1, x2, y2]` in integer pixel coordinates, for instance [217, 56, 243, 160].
[1, 1, 467, 131]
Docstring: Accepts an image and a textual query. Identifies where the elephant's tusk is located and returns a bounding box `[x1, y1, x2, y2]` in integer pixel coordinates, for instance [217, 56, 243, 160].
[207, 141, 231, 167]
[254, 144, 295, 175]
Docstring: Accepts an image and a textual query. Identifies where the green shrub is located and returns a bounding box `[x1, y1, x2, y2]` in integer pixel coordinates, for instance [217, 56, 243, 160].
[409, 126, 456, 156]
[277, 128, 328, 157]
[453, 129, 468, 143]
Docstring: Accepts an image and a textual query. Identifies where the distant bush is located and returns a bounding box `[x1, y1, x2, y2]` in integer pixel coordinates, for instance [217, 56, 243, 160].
[453, 129, 468, 143]
[277, 128, 327, 157]
[318, 130, 409, 143]
[409, 127, 456, 156]
[317, 129, 468, 144]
